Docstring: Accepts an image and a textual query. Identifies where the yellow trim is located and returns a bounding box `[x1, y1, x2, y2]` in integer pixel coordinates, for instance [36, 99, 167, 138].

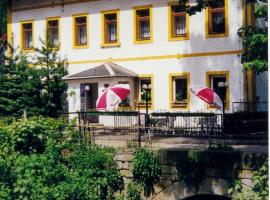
[101, 9, 121, 48]
[206, 71, 230, 110]
[247, 1, 254, 26]
[12, 0, 100, 12]
[7, 4, 12, 56]
[46, 17, 60, 49]
[72, 13, 89, 49]
[20, 20, 35, 52]
[68, 49, 242, 65]
[168, 72, 190, 110]
[137, 74, 154, 110]
[205, 0, 229, 38]
[118, 106, 132, 111]
[133, 5, 153, 44]
[168, 2, 189, 41]
[247, 69, 256, 102]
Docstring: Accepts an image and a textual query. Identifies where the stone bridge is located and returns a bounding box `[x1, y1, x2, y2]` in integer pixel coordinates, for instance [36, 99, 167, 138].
[116, 148, 267, 200]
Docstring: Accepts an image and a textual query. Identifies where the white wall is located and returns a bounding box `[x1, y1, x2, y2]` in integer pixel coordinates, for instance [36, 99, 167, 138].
[11, 0, 247, 113]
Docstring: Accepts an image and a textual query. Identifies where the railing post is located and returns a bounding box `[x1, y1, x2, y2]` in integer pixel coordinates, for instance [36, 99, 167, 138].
[138, 111, 141, 147]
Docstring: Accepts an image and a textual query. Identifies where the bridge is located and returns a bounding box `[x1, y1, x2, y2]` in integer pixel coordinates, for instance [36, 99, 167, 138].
[116, 148, 267, 200]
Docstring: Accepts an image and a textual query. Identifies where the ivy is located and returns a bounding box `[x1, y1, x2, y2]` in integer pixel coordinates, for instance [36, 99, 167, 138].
[131, 147, 161, 197]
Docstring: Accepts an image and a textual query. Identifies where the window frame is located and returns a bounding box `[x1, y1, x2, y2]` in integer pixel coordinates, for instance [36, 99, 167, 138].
[137, 74, 154, 110]
[206, 71, 230, 110]
[169, 72, 190, 110]
[168, 2, 189, 41]
[46, 17, 60, 49]
[101, 9, 120, 48]
[205, 0, 229, 38]
[133, 5, 153, 44]
[20, 20, 34, 52]
[72, 13, 89, 49]
[118, 81, 132, 109]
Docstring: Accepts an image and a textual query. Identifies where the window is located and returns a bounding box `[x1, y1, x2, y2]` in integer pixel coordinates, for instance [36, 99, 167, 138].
[46, 18, 59, 48]
[101, 10, 120, 47]
[168, 3, 189, 41]
[118, 81, 131, 107]
[137, 75, 154, 109]
[169, 73, 190, 109]
[206, 0, 228, 38]
[206, 71, 230, 109]
[133, 5, 153, 44]
[73, 14, 88, 48]
[21, 21, 33, 50]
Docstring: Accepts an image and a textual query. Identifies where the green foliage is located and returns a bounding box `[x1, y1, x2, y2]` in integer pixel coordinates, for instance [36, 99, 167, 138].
[127, 182, 142, 200]
[0, 117, 124, 200]
[233, 187, 260, 200]
[239, 26, 268, 73]
[230, 159, 268, 200]
[131, 146, 161, 197]
[252, 160, 268, 199]
[0, 37, 67, 118]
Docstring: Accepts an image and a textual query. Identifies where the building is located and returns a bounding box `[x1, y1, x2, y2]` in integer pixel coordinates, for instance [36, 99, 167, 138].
[7, 0, 268, 113]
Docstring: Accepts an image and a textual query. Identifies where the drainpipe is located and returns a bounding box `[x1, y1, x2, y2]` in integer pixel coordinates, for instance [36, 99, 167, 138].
[243, 0, 249, 110]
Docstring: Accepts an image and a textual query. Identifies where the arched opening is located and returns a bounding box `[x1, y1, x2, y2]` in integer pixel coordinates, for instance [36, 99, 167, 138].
[182, 194, 231, 200]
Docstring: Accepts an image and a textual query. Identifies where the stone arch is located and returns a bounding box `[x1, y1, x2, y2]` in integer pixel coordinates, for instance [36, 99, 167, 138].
[152, 178, 232, 200]
[181, 194, 231, 200]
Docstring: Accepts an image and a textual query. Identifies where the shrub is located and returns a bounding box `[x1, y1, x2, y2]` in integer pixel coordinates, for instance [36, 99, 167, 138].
[127, 182, 142, 200]
[131, 146, 161, 197]
[0, 117, 124, 200]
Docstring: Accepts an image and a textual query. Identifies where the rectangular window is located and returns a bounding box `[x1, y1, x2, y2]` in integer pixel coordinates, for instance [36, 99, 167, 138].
[140, 79, 152, 103]
[169, 3, 189, 41]
[169, 73, 190, 109]
[101, 10, 120, 47]
[206, 71, 230, 110]
[73, 14, 88, 48]
[137, 75, 153, 109]
[47, 19, 59, 47]
[134, 5, 152, 44]
[21, 22, 33, 50]
[206, 0, 228, 38]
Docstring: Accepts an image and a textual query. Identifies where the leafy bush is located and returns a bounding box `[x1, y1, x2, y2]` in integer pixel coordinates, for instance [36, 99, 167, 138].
[231, 159, 268, 200]
[131, 147, 161, 197]
[127, 182, 142, 200]
[0, 117, 124, 200]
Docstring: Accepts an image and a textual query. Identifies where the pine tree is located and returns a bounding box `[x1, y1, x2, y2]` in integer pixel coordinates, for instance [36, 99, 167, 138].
[0, 37, 68, 118]
[34, 37, 68, 117]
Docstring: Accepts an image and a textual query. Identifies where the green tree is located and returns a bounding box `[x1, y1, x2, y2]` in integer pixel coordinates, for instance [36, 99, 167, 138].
[0, 117, 124, 200]
[34, 38, 68, 117]
[0, 37, 68, 118]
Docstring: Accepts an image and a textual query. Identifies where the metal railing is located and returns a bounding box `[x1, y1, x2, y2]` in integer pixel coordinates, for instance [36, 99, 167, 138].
[62, 111, 224, 147]
[232, 101, 268, 112]
[148, 112, 222, 136]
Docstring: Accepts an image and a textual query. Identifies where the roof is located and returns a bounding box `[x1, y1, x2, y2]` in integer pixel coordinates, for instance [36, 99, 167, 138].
[63, 62, 138, 81]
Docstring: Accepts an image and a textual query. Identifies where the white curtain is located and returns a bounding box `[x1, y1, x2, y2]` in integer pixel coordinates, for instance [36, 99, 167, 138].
[175, 16, 186, 35]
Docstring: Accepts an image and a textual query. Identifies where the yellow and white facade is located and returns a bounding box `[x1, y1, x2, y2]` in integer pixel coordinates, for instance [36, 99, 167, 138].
[8, 0, 267, 113]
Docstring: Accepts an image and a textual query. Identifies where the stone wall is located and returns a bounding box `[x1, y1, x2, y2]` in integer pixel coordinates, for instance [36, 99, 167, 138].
[115, 149, 267, 200]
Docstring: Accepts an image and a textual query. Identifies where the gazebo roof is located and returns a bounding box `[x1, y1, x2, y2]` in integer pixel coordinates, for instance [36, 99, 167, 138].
[63, 62, 138, 81]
